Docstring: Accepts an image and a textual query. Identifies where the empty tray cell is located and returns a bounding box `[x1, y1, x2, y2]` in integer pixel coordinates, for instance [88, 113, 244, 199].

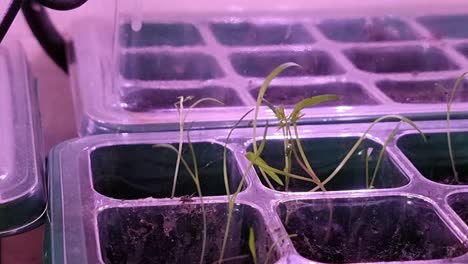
[247, 137, 408, 192]
[91, 142, 242, 199]
[318, 17, 419, 43]
[418, 15, 468, 39]
[120, 52, 223, 81]
[448, 192, 468, 226]
[210, 22, 313, 46]
[231, 50, 343, 77]
[377, 78, 468, 104]
[398, 132, 468, 185]
[98, 203, 277, 264]
[119, 23, 204, 47]
[277, 196, 467, 263]
[249, 82, 377, 106]
[344, 46, 458, 73]
[122, 86, 244, 112]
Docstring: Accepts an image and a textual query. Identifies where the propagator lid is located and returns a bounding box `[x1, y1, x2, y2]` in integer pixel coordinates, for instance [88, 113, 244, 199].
[69, 1, 468, 135]
[0, 42, 46, 236]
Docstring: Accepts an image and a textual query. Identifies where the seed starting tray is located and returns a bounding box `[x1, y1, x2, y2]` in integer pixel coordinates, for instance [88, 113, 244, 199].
[46, 120, 468, 263]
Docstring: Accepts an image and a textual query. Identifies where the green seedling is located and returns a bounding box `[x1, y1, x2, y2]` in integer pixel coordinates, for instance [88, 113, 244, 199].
[368, 121, 401, 189]
[249, 228, 257, 264]
[219, 109, 255, 264]
[250, 62, 337, 191]
[152, 143, 207, 264]
[172, 96, 224, 198]
[251, 63, 298, 189]
[311, 114, 426, 192]
[219, 110, 315, 264]
[445, 72, 468, 183]
[263, 94, 338, 191]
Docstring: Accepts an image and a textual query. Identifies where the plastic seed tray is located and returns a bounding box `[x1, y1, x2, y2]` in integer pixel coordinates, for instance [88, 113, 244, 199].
[0, 43, 45, 236]
[69, 7, 468, 135]
[46, 120, 468, 263]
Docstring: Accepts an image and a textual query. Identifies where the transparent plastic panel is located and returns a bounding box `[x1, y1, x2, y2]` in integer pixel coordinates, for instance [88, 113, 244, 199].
[68, 1, 468, 134]
[0, 49, 15, 196]
[0, 43, 45, 236]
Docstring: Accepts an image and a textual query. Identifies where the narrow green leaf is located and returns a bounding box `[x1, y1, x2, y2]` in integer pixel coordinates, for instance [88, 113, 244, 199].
[369, 122, 401, 188]
[289, 94, 339, 121]
[189, 97, 224, 109]
[246, 152, 284, 186]
[249, 228, 257, 264]
[446, 72, 468, 182]
[223, 109, 254, 196]
[257, 121, 269, 157]
[264, 169, 284, 186]
[246, 152, 318, 185]
[252, 62, 301, 153]
[255, 121, 275, 190]
[311, 114, 425, 192]
[257, 63, 301, 109]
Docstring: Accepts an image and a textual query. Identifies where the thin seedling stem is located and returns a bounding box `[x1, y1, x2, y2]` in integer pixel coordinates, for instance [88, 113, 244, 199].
[220, 132, 271, 263]
[171, 96, 224, 198]
[446, 72, 468, 183]
[219, 109, 254, 264]
[291, 145, 326, 191]
[291, 123, 325, 190]
[311, 114, 425, 192]
[369, 122, 401, 189]
[282, 125, 292, 191]
[248, 228, 258, 264]
[187, 131, 207, 264]
[172, 96, 186, 198]
[252, 63, 301, 189]
[152, 144, 207, 264]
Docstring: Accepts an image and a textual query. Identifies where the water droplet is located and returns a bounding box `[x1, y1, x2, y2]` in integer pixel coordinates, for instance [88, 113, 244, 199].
[131, 19, 142, 32]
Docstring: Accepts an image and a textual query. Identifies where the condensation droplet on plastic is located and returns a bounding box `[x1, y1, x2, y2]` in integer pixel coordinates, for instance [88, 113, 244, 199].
[131, 19, 142, 32]
[130, 0, 143, 32]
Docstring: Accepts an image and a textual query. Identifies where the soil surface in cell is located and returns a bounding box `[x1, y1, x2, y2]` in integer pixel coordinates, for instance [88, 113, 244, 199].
[98, 204, 277, 264]
[449, 193, 468, 227]
[278, 197, 467, 263]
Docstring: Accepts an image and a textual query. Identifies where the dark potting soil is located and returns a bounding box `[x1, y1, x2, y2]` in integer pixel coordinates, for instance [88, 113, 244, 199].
[98, 203, 277, 264]
[121, 86, 244, 112]
[277, 197, 467, 263]
[317, 17, 419, 43]
[210, 22, 313, 46]
[377, 78, 468, 104]
[230, 50, 343, 77]
[120, 52, 223, 81]
[344, 46, 457, 73]
[449, 192, 468, 226]
[119, 23, 204, 47]
[249, 82, 377, 107]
